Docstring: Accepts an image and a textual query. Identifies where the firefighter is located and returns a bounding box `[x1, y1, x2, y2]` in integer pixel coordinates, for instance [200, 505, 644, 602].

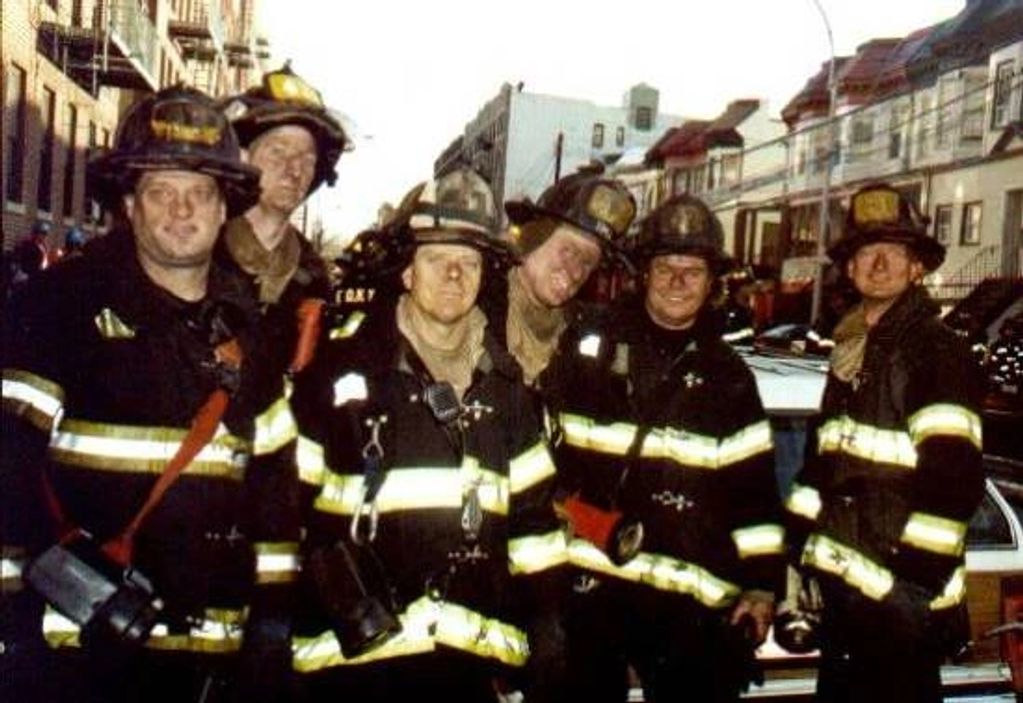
[785, 183, 984, 703]
[289, 167, 567, 702]
[547, 193, 784, 702]
[1, 86, 300, 703]
[218, 63, 350, 376]
[489, 171, 636, 388]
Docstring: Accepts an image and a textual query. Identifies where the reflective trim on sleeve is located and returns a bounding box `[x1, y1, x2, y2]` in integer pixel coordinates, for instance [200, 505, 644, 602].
[568, 540, 741, 609]
[508, 529, 568, 575]
[578, 334, 602, 358]
[560, 413, 771, 470]
[254, 541, 301, 584]
[508, 441, 555, 494]
[818, 416, 918, 469]
[908, 403, 982, 450]
[732, 524, 785, 558]
[43, 606, 245, 653]
[48, 418, 249, 479]
[297, 435, 327, 486]
[801, 534, 894, 601]
[253, 395, 298, 456]
[94, 307, 136, 339]
[2, 368, 65, 433]
[292, 596, 529, 673]
[1, 546, 26, 593]
[328, 311, 366, 341]
[900, 512, 968, 557]
[722, 327, 754, 344]
[785, 483, 822, 521]
[333, 372, 368, 406]
[929, 566, 967, 610]
[315, 463, 509, 517]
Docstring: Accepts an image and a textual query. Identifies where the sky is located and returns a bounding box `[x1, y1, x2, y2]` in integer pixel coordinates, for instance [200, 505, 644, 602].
[262, 0, 966, 243]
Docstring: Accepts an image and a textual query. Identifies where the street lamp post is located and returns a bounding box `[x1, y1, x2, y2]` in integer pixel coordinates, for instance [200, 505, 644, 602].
[810, 0, 838, 328]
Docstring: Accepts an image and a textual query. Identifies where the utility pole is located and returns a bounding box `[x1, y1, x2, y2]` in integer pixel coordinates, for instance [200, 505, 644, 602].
[554, 131, 564, 183]
[810, 0, 838, 328]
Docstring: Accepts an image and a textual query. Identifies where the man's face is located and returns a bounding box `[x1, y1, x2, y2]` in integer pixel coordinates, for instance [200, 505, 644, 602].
[518, 223, 602, 308]
[124, 170, 225, 273]
[846, 241, 923, 304]
[402, 242, 483, 325]
[644, 254, 713, 330]
[246, 125, 317, 215]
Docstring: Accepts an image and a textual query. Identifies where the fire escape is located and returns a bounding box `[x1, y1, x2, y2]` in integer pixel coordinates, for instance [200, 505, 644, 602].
[36, 1, 159, 95]
[168, 1, 225, 95]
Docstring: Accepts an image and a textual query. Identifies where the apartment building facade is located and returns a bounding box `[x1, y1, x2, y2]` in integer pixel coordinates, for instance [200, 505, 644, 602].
[2, 0, 269, 250]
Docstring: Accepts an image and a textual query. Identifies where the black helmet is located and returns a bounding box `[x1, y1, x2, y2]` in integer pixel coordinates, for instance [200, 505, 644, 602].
[505, 173, 636, 257]
[631, 193, 733, 274]
[221, 63, 349, 195]
[87, 85, 260, 216]
[827, 182, 945, 272]
[388, 167, 514, 269]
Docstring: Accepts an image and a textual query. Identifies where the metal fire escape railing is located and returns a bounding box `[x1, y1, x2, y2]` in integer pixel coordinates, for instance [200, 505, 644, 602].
[926, 244, 1003, 303]
[101, 0, 159, 89]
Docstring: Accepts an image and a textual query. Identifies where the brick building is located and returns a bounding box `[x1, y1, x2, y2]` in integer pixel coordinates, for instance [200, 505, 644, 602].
[2, 0, 270, 252]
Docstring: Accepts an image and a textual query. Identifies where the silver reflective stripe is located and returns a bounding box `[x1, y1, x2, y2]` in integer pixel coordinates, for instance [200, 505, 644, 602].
[568, 540, 740, 608]
[717, 420, 773, 466]
[900, 512, 968, 556]
[578, 334, 602, 358]
[255, 542, 301, 584]
[1, 553, 25, 591]
[329, 311, 366, 341]
[49, 418, 249, 478]
[802, 534, 894, 600]
[315, 463, 509, 516]
[508, 529, 568, 575]
[297, 435, 327, 486]
[292, 596, 528, 672]
[508, 441, 555, 494]
[908, 403, 982, 450]
[785, 483, 822, 521]
[818, 416, 918, 469]
[2, 368, 65, 433]
[253, 395, 298, 456]
[732, 524, 785, 557]
[43, 606, 245, 652]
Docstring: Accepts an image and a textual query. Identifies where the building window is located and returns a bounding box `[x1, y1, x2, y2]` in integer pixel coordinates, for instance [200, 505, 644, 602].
[933, 204, 952, 244]
[961, 202, 982, 245]
[635, 106, 652, 131]
[961, 72, 985, 142]
[592, 123, 604, 149]
[4, 63, 27, 204]
[63, 104, 78, 216]
[615, 126, 625, 147]
[849, 114, 874, 161]
[86, 121, 100, 222]
[721, 153, 741, 187]
[935, 76, 956, 148]
[992, 60, 1015, 129]
[888, 103, 908, 159]
[916, 95, 932, 158]
[37, 87, 57, 213]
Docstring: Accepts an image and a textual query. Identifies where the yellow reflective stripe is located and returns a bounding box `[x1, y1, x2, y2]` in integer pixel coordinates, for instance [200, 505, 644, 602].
[2, 368, 65, 433]
[818, 416, 918, 469]
[785, 483, 822, 521]
[94, 307, 136, 339]
[560, 413, 637, 455]
[732, 524, 785, 557]
[43, 606, 245, 652]
[649, 427, 719, 468]
[254, 542, 300, 584]
[908, 403, 982, 450]
[802, 534, 894, 600]
[315, 465, 509, 516]
[900, 512, 968, 557]
[929, 566, 967, 610]
[329, 311, 366, 340]
[509, 441, 555, 494]
[297, 435, 327, 486]
[49, 418, 249, 479]
[568, 540, 741, 609]
[722, 327, 754, 343]
[253, 395, 298, 456]
[508, 529, 568, 575]
[292, 596, 528, 672]
[717, 420, 773, 466]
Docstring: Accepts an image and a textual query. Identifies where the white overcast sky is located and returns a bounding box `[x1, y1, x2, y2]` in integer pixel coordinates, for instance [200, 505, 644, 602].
[262, 0, 965, 242]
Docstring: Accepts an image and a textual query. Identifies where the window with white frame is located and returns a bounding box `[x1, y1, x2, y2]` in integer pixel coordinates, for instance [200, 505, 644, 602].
[849, 114, 875, 161]
[961, 72, 986, 141]
[961, 202, 982, 245]
[992, 60, 1015, 129]
[888, 103, 908, 159]
[935, 76, 956, 148]
[721, 153, 741, 187]
[917, 95, 932, 158]
[933, 204, 953, 244]
[592, 123, 604, 149]
[615, 126, 625, 147]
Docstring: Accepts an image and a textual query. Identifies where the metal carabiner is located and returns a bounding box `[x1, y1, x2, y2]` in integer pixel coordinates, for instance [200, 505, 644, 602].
[350, 491, 379, 545]
[351, 416, 387, 545]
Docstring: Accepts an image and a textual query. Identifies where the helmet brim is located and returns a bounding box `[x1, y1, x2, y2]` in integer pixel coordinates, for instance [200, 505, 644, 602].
[827, 228, 945, 272]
